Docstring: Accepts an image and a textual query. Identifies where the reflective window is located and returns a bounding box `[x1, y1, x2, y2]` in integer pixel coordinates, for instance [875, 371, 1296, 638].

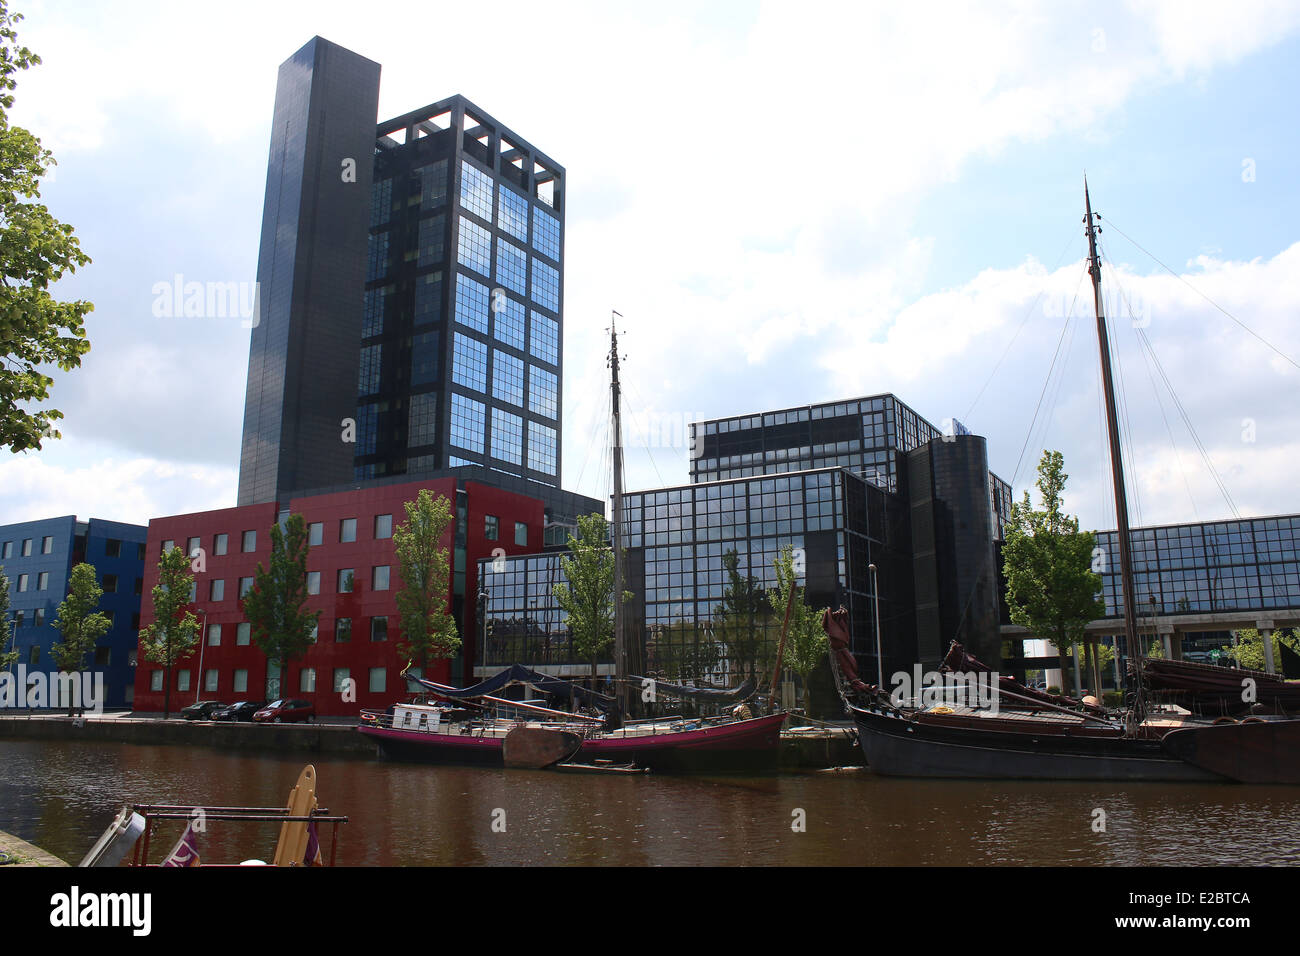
[367, 231, 390, 282]
[454, 274, 491, 333]
[486, 515, 499, 540]
[375, 514, 393, 539]
[358, 344, 382, 395]
[308, 523, 322, 547]
[495, 238, 527, 296]
[498, 187, 529, 242]
[409, 392, 438, 447]
[529, 366, 558, 419]
[414, 272, 442, 327]
[338, 569, 355, 593]
[458, 217, 492, 277]
[452, 333, 489, 392]
[242, 531, 256, 553]
[363, 287, 388, 339]
[306, 572, 320, 595]
[340, 518, 357, 543]
[492, 350, 525, 407]
[370, 177, 392, 228]
[411, 331, 439, 387]
[237, 623, 251, 646]
[418, 214, 446, 268]
[493, 295, 525, 350]
[532, 205, 560, 261]
[459, 160, 494, 221]
[530, 312, 559, 366]
[335, 619, 352, 643]
[419, 159, 448, 210]
[491, 408, 523, 465]
[450, 393, 486, 453]
[527, 421, 557, 475]
[370, 617, 389, 642]
[372, 566, 390, 591]
[531, 258, 559, 311]
[214, 533, 228, 555]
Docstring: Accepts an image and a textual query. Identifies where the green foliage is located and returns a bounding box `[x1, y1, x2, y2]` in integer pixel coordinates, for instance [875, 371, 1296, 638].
[1146, 638, 1165, 659]
[768, 545, 826, 709]
[0, 565, 15, 671]
[49, 562, 109, 673]
[242, 515, 319, 691]
[713, 549, 772, 683]
[393, 489, 459, 669]
[1002, 451, 1104, 688]
[552, 513, 629, 676]
[1228, 627, 1299, 672]
[138, 545, 200, 718]
[0, 3, 94, 453]
[649, 621, 721, 684]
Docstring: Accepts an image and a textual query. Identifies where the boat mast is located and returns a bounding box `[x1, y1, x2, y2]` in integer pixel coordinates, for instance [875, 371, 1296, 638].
[1084, 181, 1142, 696]
[608, 313, 630, 715]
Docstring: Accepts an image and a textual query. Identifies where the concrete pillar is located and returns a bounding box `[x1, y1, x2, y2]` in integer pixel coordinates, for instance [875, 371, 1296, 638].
[1259, 620, 1276, 674]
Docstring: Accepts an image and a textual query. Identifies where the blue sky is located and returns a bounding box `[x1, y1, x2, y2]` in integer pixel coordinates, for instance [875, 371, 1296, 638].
[4, 0, 1300, 534]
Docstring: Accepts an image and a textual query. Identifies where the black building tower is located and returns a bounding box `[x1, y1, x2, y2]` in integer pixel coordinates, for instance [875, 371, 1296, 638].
[238, 38, 565, 506]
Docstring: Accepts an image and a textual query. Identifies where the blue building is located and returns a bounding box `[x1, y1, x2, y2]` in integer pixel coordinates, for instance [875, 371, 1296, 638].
[0, 517, 147, 710]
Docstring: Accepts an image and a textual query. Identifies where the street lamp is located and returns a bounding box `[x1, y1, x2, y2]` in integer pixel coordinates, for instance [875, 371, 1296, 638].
[193, 606, 209, 706]
[868, 563, 882, 691]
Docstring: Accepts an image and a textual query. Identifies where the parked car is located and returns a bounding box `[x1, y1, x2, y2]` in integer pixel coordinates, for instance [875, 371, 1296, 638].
[211, 700, 266, 722]
[252, 699, 315, 723]
[180, 700, 227, 721]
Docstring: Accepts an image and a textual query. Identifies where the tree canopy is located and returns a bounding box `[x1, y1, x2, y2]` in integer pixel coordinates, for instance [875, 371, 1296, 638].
[0, 2, 94, 452]
[49, 562, 109, 673]
[768, 545, 826, 709]
[553, 513, 629, 677]
[393, 488, 459, 671]
[138, 545, 200, 718]
[243, 515, 319, 698]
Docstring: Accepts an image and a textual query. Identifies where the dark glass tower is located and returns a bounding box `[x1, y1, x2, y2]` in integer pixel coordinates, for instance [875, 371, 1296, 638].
[238, 40, 564, 506]
[358, 97, 564, 486]
[238, 38, 382, 507]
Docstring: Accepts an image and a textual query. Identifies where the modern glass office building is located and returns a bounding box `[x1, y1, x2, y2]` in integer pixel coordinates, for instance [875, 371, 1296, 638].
[689, 394, 1014, 539]
[238, 38, 565, 507]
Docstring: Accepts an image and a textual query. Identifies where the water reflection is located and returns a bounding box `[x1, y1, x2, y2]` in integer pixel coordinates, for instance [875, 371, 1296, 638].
[1, 742, 1297, 866]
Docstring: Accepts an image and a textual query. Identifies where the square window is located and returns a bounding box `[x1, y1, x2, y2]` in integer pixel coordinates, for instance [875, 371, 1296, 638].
[27, 644, 37, 665]
[214, 533, 228, 556]
[307, 571, 320, 595]
[336, 618, 352, 643]
[369, 667, 387, 694]
[338, 569, 355, 593]
[94, 647, 110, 667]
[239, 577, 254, 598]
[372, 566, 390, 591]
[0, 541, 9, 559]
[371, 616, 388, 641]
[187, 536, 201, 557]
[177, 670, 191, 692]
[340, 518, 357, 543]
[308, 523, 323, 547]
[485, 515, 499, 541]
[205, 669, 218, 692]
[151, 670, 164, 692]
[34, 608, 44, 627]
[242, 530, 256, 553]
[208, 624, 221, 646]
[162, 539, 175, 554]
[236, 623, 251, 646]
[37, 571, 48, 591]
[233, 669, 248, 693]
[17, 574, 27, 593]
[374, 514, 393, 539]
[14, 610, 24, 627]
[21, 539, 32, 557]
[41, 536, 53, 555]
[103, 573, 118, 593]
[300, 668, 316, 693]
[210, 579, 225, 601]
[333, 668, 351, 693]
[515, 522, 528, 547]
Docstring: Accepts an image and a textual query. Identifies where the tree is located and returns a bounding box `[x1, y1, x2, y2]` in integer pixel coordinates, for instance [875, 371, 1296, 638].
[713, 549, 771, 684]
[49, 563, 110, 713]
[393, 489, 459, 673]
[138, 546, 200, 719]
[242, 515, 319, 704]
[0, 566, 16, 672]
[1002, 450, 1105, 696]
[768, 545, 827, 711]
[0, 3, 94, 453]
[552, 513, 629, 679]
[1228, 627, 1299, 672]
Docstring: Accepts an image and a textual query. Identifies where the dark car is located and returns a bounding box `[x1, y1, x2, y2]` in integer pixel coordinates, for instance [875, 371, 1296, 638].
[212, 700, 266, 722]
[253, 699, 315, 723]
[180, 700, 226, 721]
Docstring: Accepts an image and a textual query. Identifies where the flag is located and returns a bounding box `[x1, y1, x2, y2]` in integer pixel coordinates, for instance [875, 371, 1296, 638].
[161, 822, 201, 867]
[303, 821, 323, 866]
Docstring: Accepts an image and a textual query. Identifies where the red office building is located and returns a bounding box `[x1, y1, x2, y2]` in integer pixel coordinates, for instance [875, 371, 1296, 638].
[132, 475, 567, 718]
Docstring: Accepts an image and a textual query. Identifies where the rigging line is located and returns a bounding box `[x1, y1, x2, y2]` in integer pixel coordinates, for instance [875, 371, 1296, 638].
[1099, 214, 1300, 373]
[963, 228, 1083, 423]
[574, 382, 611, 497]
[1034, 288, 1083, 475]
[621, 376, 673, 491]
[1011, 269, 1086, 488]
[1137, 326, 1241, 520]
[1103, 243, 1200, 521]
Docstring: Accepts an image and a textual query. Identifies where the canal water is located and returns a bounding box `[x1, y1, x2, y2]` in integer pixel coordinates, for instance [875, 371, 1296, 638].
[2, 740, 1298, 866]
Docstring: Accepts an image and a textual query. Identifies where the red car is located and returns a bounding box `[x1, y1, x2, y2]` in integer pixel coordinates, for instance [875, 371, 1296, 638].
[252, 699, 315, 723]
